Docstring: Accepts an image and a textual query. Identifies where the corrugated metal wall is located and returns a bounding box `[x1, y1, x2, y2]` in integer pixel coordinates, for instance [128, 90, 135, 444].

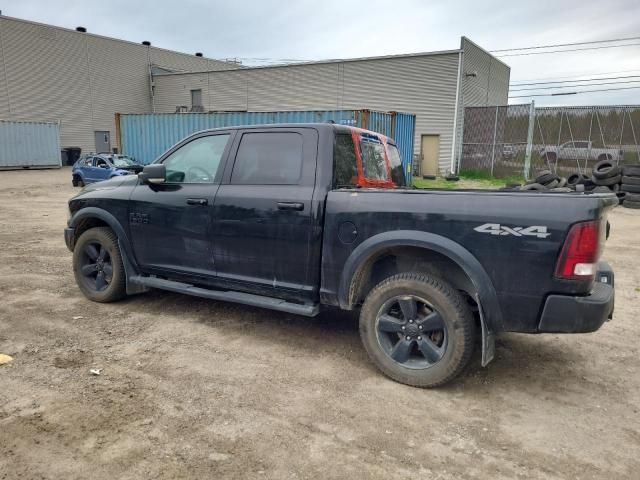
[152, 52, 460, 174]
[119, 110, 415, 180]
[0, 120, 61, 168]
[455, 38, 512, 171]
[0, 16, 238, 154]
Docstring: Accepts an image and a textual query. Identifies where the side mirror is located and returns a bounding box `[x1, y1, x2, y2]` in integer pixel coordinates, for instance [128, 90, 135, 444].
[138, 164, 166, 184]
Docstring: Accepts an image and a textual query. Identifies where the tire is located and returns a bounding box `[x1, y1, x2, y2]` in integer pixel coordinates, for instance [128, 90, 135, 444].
[623, 199, 640, 209]
[423, 175, 436, 180]
[592, 186, 613, 193]
[621, 184, 640, 193]
[72, 227, 126, 303]
[593, 174, 622, 186]
[592, 159, 621, 179]
[557, 177, 567, 188]
[73, 175, 85, 187]
[544, 179, 559, 189]
[359, 272, 475, 388]
[567, 173, 589, 186]
[625, 192, 640, 202]
[520, 182, 546, 191]
[622, 175, 640, 185]
[622, 165, 640, 177]
[535, 172, 556, 185]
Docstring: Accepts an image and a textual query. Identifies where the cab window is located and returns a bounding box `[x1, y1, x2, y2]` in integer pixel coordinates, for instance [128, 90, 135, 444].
[162, 134, 230, 183]
[386, 143, 406, 187]
[359, 134, 388, 180]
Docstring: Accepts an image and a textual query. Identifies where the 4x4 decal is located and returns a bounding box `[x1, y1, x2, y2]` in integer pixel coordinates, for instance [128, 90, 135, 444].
[474, 223, 550, 238]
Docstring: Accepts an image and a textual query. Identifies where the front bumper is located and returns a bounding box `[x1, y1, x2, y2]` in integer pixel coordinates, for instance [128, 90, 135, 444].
[538, 262, 614, 333]
[64, 227, 74, 251]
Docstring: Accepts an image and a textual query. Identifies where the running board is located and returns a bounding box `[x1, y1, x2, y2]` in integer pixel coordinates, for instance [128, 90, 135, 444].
[129, 275, 320, 317]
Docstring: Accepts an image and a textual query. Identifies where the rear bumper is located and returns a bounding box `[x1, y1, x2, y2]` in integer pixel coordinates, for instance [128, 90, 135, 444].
[64, 227, 74, 251]
[538, 262, 614, 333]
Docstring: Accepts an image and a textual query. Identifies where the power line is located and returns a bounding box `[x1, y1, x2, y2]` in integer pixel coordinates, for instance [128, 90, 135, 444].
[509, 85, 640, 98]
[511, 69, 640, 84]
[496, 42, 640, 57]
[511, 75, 640, 87]
[490, 35, 640, 52]
[510, 79, 640, 92]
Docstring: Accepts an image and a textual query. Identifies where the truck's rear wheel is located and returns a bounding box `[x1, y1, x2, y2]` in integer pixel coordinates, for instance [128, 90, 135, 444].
[359, 272, 475, 388]
[73, 227, 126, 303]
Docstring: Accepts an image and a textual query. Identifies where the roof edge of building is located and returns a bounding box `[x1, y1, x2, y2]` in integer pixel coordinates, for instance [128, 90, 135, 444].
[0, 14, 238, 69]
[152, 48, 464, 76]
[460, 36, 510, 69]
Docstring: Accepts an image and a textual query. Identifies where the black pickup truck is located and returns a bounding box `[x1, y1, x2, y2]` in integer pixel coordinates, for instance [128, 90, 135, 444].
[64, 123, 617, 387]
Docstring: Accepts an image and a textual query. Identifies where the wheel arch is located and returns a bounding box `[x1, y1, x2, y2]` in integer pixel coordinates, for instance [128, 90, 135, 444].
[69, 208, 136, 268]
[338, 230, 504, 333]
[69, 207, 144, 295]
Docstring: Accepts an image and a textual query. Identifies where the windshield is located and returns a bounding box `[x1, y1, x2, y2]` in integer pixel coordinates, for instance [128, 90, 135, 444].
[112, 156, 136, 167]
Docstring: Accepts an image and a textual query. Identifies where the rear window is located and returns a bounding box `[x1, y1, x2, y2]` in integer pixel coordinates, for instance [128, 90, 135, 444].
[231, 132, 303, 185]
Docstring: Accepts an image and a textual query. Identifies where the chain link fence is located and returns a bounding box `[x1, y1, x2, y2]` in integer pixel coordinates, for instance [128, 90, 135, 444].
[459, 104, 640, 179]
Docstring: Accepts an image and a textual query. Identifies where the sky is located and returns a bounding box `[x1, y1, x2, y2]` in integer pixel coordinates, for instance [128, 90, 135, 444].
[4, 0, 640, 106]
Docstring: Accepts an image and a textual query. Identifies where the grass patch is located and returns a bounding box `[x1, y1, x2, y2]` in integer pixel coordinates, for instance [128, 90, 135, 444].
[458, 169, 525, 186]
[412, 171, 525, 190]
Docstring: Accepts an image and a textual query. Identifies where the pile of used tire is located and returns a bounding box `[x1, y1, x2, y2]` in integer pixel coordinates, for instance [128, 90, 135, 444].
[518, 170, 572, 192]
[621, 164, 640, 209]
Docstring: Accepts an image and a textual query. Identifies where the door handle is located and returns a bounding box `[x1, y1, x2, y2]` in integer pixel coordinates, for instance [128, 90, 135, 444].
[186, 198, 208, 206]
[277, 202, 304, 211]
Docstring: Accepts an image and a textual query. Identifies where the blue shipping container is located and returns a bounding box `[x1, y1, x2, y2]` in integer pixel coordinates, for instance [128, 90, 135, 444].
[0, 120, 61, 169]
[118, 110, 415, 181]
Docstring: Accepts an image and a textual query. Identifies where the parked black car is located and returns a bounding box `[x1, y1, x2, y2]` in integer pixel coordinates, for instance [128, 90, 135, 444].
[64, 123, 617, 387]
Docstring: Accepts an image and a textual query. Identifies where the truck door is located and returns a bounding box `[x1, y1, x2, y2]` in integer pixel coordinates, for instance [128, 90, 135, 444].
[212, 127, 319, 300]
[128, 132, 233, 278]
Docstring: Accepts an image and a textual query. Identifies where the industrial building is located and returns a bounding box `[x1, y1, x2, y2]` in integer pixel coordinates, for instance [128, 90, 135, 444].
[0, 15, 239, 155]
[152, 38, 510, 174]
[0, 14, 509, 174]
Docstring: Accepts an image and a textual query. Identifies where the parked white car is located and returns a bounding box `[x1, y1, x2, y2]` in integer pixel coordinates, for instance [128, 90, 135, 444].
[540, 141, 623, 163]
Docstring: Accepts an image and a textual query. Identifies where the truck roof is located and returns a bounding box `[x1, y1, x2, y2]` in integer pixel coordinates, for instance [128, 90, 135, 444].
[195, 122, 394, 143]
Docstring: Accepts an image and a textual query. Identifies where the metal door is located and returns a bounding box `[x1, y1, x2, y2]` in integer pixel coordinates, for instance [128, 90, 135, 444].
[420, 135, 439, 176]
[95, 131, 111, 153]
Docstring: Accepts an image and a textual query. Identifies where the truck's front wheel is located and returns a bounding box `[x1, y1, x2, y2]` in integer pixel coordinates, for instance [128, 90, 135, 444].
[359, 272, 475, 387]
[73, 227, 126, 303]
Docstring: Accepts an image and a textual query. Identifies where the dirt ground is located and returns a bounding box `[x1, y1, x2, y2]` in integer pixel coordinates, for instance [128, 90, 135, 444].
[1, 167, 639, 480]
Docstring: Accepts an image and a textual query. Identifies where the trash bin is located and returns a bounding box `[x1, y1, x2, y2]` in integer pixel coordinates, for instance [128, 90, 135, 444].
[66, 147, 82, 165]
[61, 148, 70, 166]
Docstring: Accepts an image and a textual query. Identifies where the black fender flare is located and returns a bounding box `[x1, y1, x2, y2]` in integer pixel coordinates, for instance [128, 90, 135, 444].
[338, 230, 504, 334]
[68, 207, 139, 273]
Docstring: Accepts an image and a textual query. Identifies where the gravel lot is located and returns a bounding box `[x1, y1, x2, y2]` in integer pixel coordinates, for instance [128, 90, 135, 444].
[1, 168, 639, 479]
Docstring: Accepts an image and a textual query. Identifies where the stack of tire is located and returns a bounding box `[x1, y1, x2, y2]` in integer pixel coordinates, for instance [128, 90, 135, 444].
[519, 170, 571, 191]
[621, 165, 640, 209]
[591, 159, 622, 193]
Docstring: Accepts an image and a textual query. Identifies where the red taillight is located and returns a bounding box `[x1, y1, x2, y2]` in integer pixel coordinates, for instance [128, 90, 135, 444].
[555, 220, 602, 280]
